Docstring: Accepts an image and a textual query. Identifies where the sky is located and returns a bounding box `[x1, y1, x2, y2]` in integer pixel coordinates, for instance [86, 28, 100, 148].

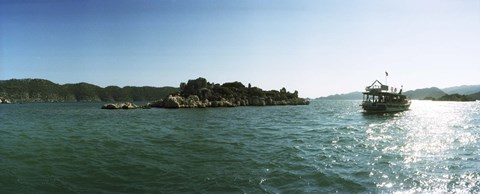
[1, 0, 479, 98]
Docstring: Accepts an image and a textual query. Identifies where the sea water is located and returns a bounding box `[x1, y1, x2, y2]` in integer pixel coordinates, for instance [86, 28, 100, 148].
[1, 100, 479, 193]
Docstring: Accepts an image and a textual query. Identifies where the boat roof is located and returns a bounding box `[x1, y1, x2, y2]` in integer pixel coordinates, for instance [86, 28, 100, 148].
[364, 80, 405, 96]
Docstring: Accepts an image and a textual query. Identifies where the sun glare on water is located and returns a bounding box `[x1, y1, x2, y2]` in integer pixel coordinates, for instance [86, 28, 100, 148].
[403, 101, 478, 158]
[365, 100, 480, 192]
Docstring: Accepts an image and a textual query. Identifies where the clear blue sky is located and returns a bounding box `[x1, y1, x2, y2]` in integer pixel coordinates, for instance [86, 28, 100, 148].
[1, 0, 479, 97]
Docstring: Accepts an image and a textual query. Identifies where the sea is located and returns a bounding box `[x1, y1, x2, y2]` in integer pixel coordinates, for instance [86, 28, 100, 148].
[1, 100, 479, 193]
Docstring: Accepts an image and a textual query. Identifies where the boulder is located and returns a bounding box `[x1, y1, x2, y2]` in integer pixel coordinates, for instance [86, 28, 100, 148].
[121, 102, 138, 109]
[209, 98, 236, 107]
[185, 95, 201, 108]
[222, 98, 235, 107]
[240, 99, 248, 106]
[1, 97, 12, 104]
[210, 100, 219, 107]
[265, 97, 274, 105]
[164, 95, 184, 108]
[249, 97, 266, 106]
[101, 102, 141, 109]
[148, 99, 164, 108]
[181, 77, 208, 97]
[199, 99, 209, 108]
[102, 103, 120, 109]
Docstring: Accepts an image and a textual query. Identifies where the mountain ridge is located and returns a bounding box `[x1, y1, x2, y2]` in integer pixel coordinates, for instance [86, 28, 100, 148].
[317, 91, 363, 100]
[319, 85, 480, 100]
[0, 78, 178, 103]
[442, 85, 480, 95]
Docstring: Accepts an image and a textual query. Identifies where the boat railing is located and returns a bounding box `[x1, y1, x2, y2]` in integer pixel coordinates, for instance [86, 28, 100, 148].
[366, 85, 401, 94]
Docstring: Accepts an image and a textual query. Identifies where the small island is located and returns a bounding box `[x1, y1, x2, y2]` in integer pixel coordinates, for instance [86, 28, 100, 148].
[423, 94, 476, 102]
[102, 77, 309, 109]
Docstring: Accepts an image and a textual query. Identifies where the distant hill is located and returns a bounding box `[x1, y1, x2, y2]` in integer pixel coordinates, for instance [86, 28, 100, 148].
[318, 83, 480, 101]
[0, 79, 178, 103]
[433, 94, 476, 101]
[402, 87, 447, 100]
[468, 92, 480, 100]
[442, 85, 480, 95]
[319, 87, 449, 100]
[317, 91, 363, 100]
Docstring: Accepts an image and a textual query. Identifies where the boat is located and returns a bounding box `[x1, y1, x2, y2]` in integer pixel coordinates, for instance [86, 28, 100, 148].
[361, 80, 411, 113]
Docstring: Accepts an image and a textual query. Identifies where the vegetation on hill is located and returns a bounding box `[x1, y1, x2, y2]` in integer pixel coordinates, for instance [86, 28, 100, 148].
[424, 93, 476, 101]
[318, 87, 447, 100]
[468, 92, 480, 100]
[159, 77, 309, 108]
[402, 87, 446, 100]
[317, 92, 363, 100]
[0, 79, 178, 103]
[179, 77, 303, 103]
[318, 85, 480, 101]
[442, 85, 480, 95]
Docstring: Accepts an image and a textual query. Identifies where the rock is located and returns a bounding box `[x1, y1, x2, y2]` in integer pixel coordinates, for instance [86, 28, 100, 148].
[249, 97, 266, 106]
[121, 102, 138, 109]
[199, 99, 209, 108]
[181, 78, 208, 97]
[101, 78, 310, 109]
[208, 98, 235, 107]
[185, 95, 200, 108]
[1, 97, 12, 104]
[222, 98, 235, 107]
[148, 99, 164, 108]
[210, 100, 219, 107]
[101, 102, 142, 109]
[266, 97, 274, 105]
[102, 104, 119, 109]
[164, 95, 184, 108]
[159, 94, 213, 108]
[198, 88, 211, 100]
[240, 99, 248, 106]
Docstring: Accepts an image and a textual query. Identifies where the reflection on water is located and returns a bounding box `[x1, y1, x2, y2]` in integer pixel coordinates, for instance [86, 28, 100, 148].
[364, 100, 480, 192]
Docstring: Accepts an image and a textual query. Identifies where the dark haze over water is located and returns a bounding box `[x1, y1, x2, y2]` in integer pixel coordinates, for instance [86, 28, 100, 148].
[1, 100, 479, 193]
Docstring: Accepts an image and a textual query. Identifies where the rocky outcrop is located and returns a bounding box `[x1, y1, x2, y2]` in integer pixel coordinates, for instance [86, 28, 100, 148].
[161, 95, 211, 108]
[101, 77, 309, 109]
[175, 77, 309, 107]
[101, 102, 145, 109]
[143, 94, 308, 109]
[0, 97, 12, 104]
[163, 95, 183, 108]
[183, 95, 210, 108]
[249, 96, 266, 106]
[147, 99, 164, 108]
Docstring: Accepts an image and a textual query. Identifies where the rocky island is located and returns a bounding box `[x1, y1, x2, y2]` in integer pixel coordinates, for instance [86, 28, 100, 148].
[1, 97, 12, 104]
[102, 77, 309, 109]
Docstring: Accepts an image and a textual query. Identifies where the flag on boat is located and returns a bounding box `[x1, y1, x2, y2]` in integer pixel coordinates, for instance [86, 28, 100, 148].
[385, 71, 389, 76]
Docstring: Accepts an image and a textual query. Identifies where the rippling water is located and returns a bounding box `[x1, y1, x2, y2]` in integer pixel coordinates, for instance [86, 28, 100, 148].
[1, 100, 479, 193]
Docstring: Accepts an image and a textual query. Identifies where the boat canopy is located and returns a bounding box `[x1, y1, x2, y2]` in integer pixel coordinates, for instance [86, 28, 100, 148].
[365, 80, 401, 94]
